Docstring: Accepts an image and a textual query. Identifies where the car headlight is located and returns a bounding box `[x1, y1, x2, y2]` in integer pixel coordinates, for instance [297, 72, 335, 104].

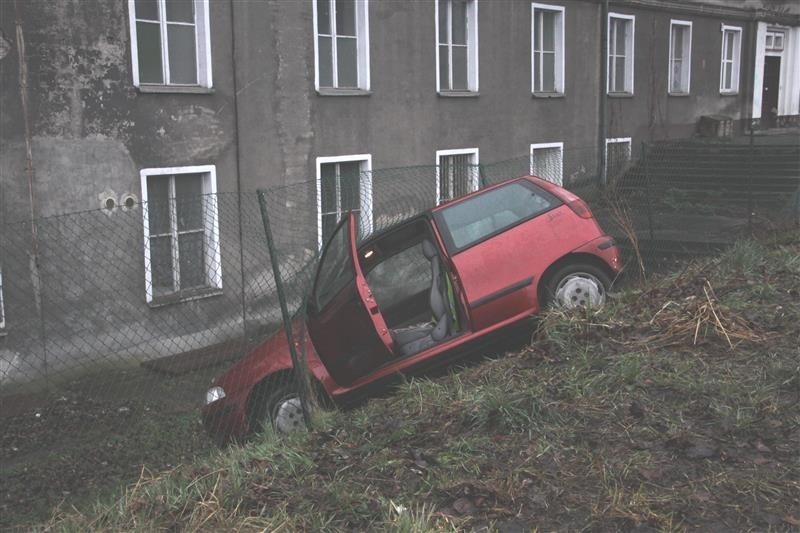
[205, 386, 226, 405]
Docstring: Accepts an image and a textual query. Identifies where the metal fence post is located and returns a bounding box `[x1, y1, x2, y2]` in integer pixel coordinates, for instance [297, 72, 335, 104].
[257, 190, 311, 428]
[747, 127, 754, 232]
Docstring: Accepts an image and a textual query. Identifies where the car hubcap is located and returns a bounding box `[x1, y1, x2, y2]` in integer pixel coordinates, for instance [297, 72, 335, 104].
[273, 396, 304, 434]
[555, 273, 605, 308]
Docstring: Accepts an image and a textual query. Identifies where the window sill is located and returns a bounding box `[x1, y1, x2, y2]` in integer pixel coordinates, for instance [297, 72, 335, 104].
[316, 88, 372, 96]
[532, 92, 565, 99]
[438, 91, 480, 98]
[137, 85, 214, 95]
[720, 91, 740, 97]
[147, 287, 223, 308]
[668, 91, 691, 97]
[607, 92, 634, 98]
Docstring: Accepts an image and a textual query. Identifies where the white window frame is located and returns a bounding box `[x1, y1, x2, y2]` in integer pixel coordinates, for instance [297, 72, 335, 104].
[607, 13, 635, 95]
[312, 0, 371, 92]
[529, 142, 564, 185]
[435, 0, 479, 93]
[127, 0, 213, 89]
[719, 25, 742, 94]
[315, 154, 373, 250]
[531, 3, 565, 95]
[435, 148, 480, 204]
[604, 137, 632, 182]
[765, 29, 785, 52]
[668, 20, 692, 95]
[140, 165, 222, 304]
[0, 267, 5, 330]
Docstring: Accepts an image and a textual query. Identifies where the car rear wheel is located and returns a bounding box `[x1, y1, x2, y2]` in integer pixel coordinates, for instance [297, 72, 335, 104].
[249, 382, 306, 435]
[544, 263, 611, 309]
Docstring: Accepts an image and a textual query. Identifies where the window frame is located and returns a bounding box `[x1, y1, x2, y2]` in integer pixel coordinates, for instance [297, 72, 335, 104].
[312, 0, 371, 93]
[315, 154, 374, 250]
[127, 0, 213, 91]
[668, 19, 693, 95]
[607, 13, 635, 95]
[435, 147, 480, 205]
[720, 24, 742, 94]
[435, 0, 479, 94]
[604, 137, 632, 182]
[139, 165, 222, 305]
[531, 3, 565, 96]
[529, 142, 564, 185]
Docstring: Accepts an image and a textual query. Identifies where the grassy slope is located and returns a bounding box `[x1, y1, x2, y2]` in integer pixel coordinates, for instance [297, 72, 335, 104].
[45, 241, 800, 532]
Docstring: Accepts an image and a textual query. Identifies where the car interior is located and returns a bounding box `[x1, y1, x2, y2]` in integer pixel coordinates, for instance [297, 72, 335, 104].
[359, 218, 464, 358]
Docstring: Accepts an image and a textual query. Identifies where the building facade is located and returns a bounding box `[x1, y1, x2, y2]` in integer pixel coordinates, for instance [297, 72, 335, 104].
[0, 0, 798, 383]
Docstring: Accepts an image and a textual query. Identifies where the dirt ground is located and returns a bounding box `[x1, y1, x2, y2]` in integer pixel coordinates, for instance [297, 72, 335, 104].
[0, 363, 224, 529]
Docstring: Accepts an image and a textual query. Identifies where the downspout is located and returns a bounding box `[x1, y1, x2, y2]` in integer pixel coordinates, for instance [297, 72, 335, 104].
[229, 0, 248, 340]
[744, 11, 758, 131]
[598, 0, 609, 185]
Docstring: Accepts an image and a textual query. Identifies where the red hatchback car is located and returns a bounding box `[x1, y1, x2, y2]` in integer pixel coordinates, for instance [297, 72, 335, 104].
[203, 176, 622, 443]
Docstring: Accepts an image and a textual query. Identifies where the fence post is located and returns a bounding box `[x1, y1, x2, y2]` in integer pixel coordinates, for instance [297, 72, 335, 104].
[747, 127, 754, 232]
[257, 190, 311, 428]
[643, 142, 655, 242]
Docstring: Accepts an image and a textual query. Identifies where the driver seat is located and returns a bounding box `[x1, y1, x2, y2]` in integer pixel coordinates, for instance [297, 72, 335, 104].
[392, 239, 452, 357]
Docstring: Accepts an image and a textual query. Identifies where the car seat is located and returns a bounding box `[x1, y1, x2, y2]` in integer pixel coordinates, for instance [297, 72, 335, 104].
[392, 239, 451, 356]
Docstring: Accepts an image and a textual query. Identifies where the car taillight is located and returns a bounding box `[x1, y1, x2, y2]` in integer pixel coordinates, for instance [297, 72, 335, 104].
[567, 198, 593, 219]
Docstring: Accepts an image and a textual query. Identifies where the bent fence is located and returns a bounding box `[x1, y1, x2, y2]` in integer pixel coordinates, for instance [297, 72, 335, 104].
[0, 138, 797, 526]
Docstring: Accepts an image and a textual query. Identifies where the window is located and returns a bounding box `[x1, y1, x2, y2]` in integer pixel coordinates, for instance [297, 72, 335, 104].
[531, 4, 564, 95]
[765, 29, 785, 51]
[608, 13, 635, 94]
[316, 155, 373, 249]
[128, 0, 212, 89]
[140, 165, 221, 304]
[435, 180, 559, 253]
[436, 148, 479, 204]
[0, 267, 5, 330]
[530, 142, 564, 185]
[720, 25, 742, 94]
[313, 0, 370, 91]
[605, 137, 632, 182]
[436, 0, 479, 93]
[669, 20, 692, 94]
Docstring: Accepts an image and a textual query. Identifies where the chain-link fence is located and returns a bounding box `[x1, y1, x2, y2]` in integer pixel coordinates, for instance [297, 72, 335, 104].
[1, 138, 798, 527]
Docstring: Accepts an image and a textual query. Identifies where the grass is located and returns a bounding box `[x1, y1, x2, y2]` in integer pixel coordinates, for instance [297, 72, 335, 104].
[30, 239, 800, 531]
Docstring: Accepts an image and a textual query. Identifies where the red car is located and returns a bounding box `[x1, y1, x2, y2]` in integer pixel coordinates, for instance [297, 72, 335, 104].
[203, 176, 622, 443]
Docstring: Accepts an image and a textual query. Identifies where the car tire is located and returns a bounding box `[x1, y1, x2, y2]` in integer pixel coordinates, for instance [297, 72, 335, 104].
[543, 263, 611, 309]
[249, 381, 306, 436]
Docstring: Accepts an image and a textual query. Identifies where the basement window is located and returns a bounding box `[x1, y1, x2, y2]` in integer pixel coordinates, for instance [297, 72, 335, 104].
[128, 0, 213, 91]
[436, 148, 480, 204]
[316, 154, 374, 250]
[605, 137, 632, 182]
[140, 165, 222, 305]
[530, 142, 564, 185]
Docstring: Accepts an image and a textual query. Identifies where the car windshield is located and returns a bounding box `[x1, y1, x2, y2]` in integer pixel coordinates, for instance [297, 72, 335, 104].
[436, 180, 558, 252]
[314, 217, 353, 310]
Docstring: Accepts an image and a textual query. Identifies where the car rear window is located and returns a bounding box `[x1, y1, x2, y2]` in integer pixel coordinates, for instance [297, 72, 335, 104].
[435, 180, 560, 253]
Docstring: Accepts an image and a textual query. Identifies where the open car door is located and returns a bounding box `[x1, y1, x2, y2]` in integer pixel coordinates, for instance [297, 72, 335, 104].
[307, 213, 395, 387]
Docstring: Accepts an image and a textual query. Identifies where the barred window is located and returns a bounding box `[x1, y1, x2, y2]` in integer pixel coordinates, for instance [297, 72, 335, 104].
[140, 165, 222, 304]
[128, 0, 212, 88]
[437, 149, 480, 204]
[316, 155, 373, 249]
[605, 138, 632, 182]
[530, 142, 564, 185]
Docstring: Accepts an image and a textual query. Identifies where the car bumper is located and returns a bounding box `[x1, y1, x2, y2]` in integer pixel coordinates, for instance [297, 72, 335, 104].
[201, 398, 248, 446]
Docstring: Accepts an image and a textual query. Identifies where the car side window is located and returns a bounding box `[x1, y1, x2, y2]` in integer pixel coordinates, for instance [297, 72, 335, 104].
[314, 218, 353, 310]
[435, 181, 559, 253]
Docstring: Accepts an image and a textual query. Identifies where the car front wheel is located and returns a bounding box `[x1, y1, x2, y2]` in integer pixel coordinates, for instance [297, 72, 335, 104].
[249, 382, 306, 435]
[544, 263, 611, 309]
